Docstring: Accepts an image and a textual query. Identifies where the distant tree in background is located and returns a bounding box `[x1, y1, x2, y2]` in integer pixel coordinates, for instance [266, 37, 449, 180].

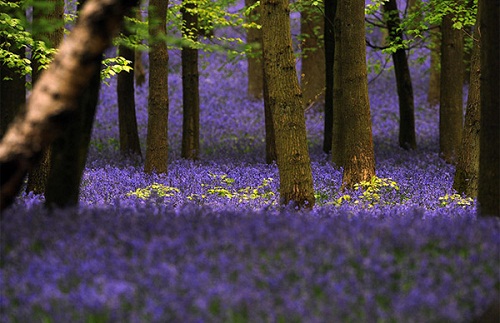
[181, 0, 200, 160]
[427, 26, 441, 106]
[383, 0, 417, 150]
[244, 0, 263, 100]
[453, 5, 481, 198]
[333, 0, 375, 188]
[261, 0, 315, 208]
[322, 0, 335, 154]
[45, 0, 101, 207]
[300, 0, 325, 108]
[0, 0, 25, 139]
[478, 0, 499, 217]
[118, 13, 142, 157]
[439, 1, 464, 164]
[26, 0, 64, 195]
[145, 0, 169, 174]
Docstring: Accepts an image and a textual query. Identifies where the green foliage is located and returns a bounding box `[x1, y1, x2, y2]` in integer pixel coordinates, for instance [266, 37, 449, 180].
[438, 193, 474, 208]
[315, 176, 407, 208]
[126, 183, 181, 199]
[101, 56, 133, 84]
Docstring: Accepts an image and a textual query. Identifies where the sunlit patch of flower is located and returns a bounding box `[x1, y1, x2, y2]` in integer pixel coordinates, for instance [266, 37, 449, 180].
[126, 183, 180, 199]
[438, 193, 474, 208]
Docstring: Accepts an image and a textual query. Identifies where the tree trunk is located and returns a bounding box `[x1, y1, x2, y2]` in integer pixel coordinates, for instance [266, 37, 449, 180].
[439, 11, 464, 164]
[453, 7, 481, 198]
[245, 0, 263, 99]
[383, 0, 416, 150]
[323, 0, 335, 154]
[261, 0, 315, 209]
[45, 59, 100, 207]
[263, 72, 276, 164]
[145, 0, 169, 174]
[117, 24, 142, 157]
[478, 0, 499, 217]
[0, 0, 137, 211]
[181, 0, 200, 160]
[300, 2, 325, 108]
[427, 26, 441, 106]
[334, 0, 376, 188]
[26, 0, 64, 194]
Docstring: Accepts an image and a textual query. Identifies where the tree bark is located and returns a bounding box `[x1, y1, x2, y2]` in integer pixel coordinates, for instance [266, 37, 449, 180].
[300, 2, 325, 108]
[0, 0, 138, 211]
[181, 0, 200, 160]
[117, 20, 142, 157]
[263, 72, 276, 164]
[144, 0, 169, 174]
[478, 0, 499, 217]
[323, 0, 335, 154]
[245, 0, 263, 99]
[261, 0, 315, 208]
[439, 11, 464, 164]
[26, 0, 65, 194]
[453, 6, 481, 198]
[334, 0, 376, 188]
[383, 0, 417, 150]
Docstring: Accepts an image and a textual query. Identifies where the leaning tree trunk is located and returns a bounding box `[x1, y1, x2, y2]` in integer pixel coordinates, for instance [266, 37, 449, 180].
[453, 7, 481, 198]
[383, 0, 416, 150]
[478, 0, 499, 217]
[323, 0, 336, 154]
[181, 0, 200, 160]
[261, 0, 315, 208]
[144, 0, 169, 174]
[334, 0, 376, 188]
[117, 16, 142, 157]
[0, 0, 138, 211]
[439, 10, 464, 164]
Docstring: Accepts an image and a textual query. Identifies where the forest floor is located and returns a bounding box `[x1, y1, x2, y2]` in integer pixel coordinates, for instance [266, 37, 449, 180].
[1, 19, 499, 323]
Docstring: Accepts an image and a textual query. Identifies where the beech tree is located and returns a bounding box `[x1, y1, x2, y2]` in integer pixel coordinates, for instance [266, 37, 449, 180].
[453, 5, 481, 198]
[300, 1, 325, 108]
[144, 0, 169, 174]
[439, 2, 464, 164]
[117, 14, 142, 157]
[478, 0, 499, 217]
[181, 0, 200, 160]
[245, 0, 263, 99]
[323, 0, 335, 154]
[261, 0, 315, 208]
[383, 0, 417, 150]
[333, 0, 375, 188]
[0, 0, 138, 211]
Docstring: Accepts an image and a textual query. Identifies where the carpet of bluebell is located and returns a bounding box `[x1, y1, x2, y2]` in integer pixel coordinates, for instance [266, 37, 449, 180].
[1, 8, 499, 323]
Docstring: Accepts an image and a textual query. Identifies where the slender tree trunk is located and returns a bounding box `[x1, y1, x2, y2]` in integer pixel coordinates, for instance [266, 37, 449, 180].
[331, 0, 343, 167]
[134, 9, 146, 87]
[453, 7, 481, 197]
[439, 11, 464, 164]
[478, 0, 499, 217]
[300, 2, 325, 107]
[383, 0, 416, 150]
[145, 0, 169, 174]
[181, 0, 200, 160]
[323, 0, 335, 154]
[26, 0, 64, 194]
[0, 0, 137, 211]
[263, 72, 276, 164]
[117, 22, 142, 157]
[245, 0, 263, 99]
[261, 0, 315, 208]
[334, 0, 376, 188]
[428, 27, 441, 106]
